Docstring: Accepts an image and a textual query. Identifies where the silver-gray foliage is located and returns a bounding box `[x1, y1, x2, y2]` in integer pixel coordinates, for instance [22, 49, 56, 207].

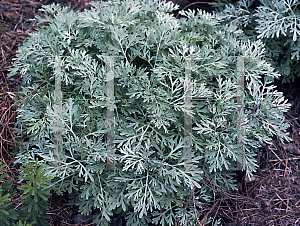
[215, 0, 300, 83]
[8, 0, 291, 225]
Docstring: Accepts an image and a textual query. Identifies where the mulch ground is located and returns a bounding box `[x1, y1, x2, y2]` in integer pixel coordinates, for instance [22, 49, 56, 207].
[1, 0, 300, 225]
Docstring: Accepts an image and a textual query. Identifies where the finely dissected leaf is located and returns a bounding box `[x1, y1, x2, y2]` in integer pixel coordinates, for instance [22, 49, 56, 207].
[216, 0, 300, 83]
[7, 0, 292, 225]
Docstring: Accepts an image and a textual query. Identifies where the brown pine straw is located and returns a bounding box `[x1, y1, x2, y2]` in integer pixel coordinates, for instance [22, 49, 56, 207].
[2, 0, 300, 225]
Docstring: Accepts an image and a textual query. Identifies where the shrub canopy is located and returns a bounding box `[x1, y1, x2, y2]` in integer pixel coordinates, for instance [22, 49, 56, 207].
[8, 0, 291, 225]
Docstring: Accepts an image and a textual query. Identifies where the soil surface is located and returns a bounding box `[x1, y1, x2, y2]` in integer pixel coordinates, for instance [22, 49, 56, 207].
[1, 0, 300, 225]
